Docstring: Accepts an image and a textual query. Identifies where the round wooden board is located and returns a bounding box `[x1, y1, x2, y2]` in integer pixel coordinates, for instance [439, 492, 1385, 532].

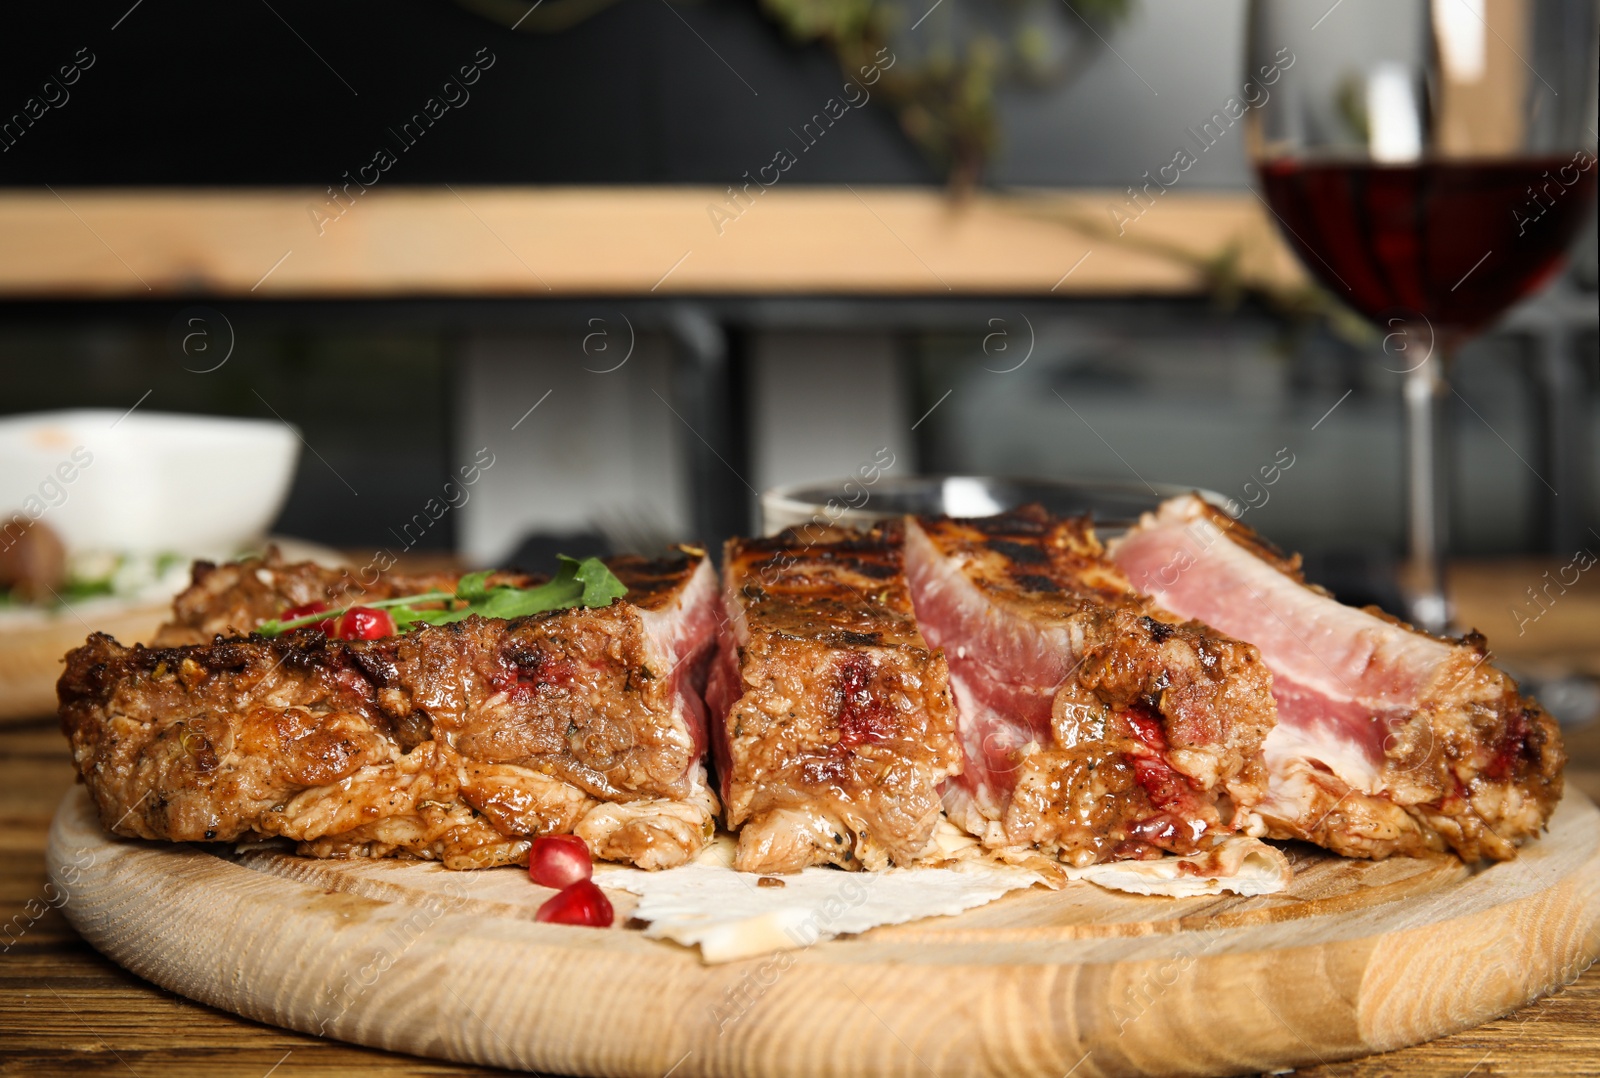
[48, 787, 1600, 1078]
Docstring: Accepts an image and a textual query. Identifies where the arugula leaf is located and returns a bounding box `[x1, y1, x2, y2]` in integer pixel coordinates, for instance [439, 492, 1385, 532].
[454, 570, 495, 603]
[477, 557, 625, 620]
[575, 555, 629, 607]
[257, 556, 626, 638]
[388, 603, 473, 632]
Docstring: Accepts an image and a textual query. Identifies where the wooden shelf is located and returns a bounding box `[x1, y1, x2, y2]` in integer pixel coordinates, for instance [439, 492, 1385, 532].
[0, 187, 1303, 299]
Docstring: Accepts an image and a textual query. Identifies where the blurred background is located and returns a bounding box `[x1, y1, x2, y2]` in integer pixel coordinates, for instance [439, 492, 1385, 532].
[1, 0, 1597, 717]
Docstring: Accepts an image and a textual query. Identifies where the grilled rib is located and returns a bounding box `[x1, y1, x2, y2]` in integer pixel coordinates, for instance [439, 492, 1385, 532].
[706, 523, 961, 873]
[58, 549, 720, 870]
[1109, 494, 1564, 861]
[903, 507, 1277, 866]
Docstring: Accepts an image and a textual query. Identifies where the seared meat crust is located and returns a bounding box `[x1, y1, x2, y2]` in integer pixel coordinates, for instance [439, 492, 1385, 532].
[708, 524, 961, 873]
[58, 551, 719, 870]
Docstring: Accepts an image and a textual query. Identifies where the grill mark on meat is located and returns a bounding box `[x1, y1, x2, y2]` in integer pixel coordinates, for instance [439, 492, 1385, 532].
[904, 507, 1276, 867]
[986, 539, 1048, 565]
[59, 549, 722, 870]
[711, 524, 961, 873]
[1109, 493, 1565, 862]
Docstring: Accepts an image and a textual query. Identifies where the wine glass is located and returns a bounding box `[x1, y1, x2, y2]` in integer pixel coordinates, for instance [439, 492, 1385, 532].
[1245, 0, 1598, 633]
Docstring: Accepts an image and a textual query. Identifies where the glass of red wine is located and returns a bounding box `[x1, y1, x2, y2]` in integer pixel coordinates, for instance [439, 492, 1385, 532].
[1245, 0, 1598, 633]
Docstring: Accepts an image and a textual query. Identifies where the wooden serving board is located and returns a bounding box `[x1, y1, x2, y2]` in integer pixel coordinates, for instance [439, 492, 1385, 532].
[47, 787, 1600, 1078]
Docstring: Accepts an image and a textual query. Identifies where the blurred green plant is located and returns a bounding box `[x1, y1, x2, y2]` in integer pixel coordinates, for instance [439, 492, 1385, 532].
[1027, 200, 1379, 354]
[758, 0, 1132, 191]
[456, 0, 1133, 191]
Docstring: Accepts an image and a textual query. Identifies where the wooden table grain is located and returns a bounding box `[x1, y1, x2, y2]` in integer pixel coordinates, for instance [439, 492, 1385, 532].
[3, 717, 1597, 1078]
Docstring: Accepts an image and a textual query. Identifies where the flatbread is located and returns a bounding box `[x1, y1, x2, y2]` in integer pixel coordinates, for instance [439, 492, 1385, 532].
[601, 830, 1293, 962]
[599, 834, 1043, 963]
[1063, 836, 1293, 898]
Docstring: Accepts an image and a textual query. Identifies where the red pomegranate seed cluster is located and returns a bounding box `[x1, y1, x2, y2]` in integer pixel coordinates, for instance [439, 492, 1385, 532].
[338, 606, 395, 640]
[280, 602, 338, 636]
[278, 603, 396, 641]
[530, 835, 613, 927]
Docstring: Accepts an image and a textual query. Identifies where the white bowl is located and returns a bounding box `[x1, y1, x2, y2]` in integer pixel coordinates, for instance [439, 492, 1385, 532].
[0, 410, 300, 555]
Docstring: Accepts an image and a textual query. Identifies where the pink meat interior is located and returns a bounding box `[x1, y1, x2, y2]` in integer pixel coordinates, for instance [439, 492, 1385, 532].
[1108, 495, 1454, 797]
[902, 519, 1068, 817]
[635, 556, 721, 765]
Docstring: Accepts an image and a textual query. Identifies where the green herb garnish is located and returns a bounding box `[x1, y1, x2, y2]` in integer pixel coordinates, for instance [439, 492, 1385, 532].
[59, 578, 119, 603]
[256, 556, 626, 638]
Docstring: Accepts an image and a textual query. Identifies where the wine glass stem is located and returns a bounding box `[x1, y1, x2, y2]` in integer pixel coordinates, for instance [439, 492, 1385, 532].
[1404, 349, 1453, 634]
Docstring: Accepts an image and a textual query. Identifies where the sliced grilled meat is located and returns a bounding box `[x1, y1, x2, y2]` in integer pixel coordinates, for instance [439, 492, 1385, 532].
[1109, 494, 1564, 862]
[58, 550, 720, 870]
[154, 549, 521, 647]
[904, 507, 1276, 866]
[706, 524, 961, 873]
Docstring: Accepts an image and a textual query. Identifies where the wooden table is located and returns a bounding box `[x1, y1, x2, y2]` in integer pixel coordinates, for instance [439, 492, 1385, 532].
[5, 552, 1600, 1076]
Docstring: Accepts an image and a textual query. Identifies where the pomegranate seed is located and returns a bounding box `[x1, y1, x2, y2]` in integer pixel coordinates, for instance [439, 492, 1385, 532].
[529, 835, 593, 889]
[535, 880, 613, 928]
[281, 602, 337, 635]
[338, 607, 395, 641]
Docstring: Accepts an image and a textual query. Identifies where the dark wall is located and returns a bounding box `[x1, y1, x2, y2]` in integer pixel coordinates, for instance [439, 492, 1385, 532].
[0, 0, 932, 186]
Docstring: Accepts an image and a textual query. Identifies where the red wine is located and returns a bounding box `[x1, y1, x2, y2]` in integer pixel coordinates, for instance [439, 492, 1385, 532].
[1257, 156, 1596, 338]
